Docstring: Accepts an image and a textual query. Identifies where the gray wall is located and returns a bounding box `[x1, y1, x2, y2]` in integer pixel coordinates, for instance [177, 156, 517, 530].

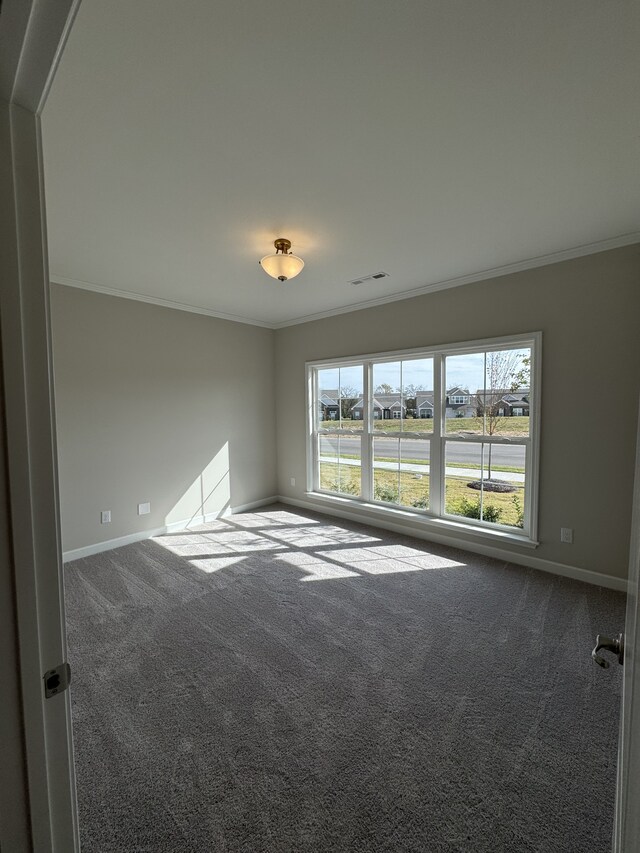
[51, 285, 276, 553]
[275, 244, 640, 581]
[51, 245, 640, 579]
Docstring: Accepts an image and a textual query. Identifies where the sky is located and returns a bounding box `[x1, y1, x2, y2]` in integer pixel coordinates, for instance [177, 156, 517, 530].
[318, 349, 530, 396]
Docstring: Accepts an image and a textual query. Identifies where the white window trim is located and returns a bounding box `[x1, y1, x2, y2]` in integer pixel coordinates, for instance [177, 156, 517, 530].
[303, 491, 540, 550]
[306, 332, 541, 545]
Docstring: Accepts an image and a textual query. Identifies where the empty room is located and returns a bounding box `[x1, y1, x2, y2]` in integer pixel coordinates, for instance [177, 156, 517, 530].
[2, 1, 640, 852]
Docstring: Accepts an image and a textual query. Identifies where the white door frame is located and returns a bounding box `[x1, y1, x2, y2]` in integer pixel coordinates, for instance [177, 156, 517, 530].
[0, 1, 82, 850]
[614, 398, 640, 851]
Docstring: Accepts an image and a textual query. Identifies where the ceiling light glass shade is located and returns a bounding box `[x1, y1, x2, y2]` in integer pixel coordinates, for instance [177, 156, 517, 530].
[260, 251, 304, 282]
[259, 238, 304, 281]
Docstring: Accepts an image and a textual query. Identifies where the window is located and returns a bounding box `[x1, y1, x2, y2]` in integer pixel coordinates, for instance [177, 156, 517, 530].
[308, 334, 539, 541]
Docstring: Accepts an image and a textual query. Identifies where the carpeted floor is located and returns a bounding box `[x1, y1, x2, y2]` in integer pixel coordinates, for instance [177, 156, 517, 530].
[64, 503, 625, 852]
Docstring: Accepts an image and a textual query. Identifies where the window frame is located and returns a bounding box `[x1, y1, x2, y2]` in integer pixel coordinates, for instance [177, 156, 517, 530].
[306, 332, 541, 545]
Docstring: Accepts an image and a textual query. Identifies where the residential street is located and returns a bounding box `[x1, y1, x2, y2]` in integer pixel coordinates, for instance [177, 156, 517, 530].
[319, 455, 525, 484]
[322, 436, 526, 468]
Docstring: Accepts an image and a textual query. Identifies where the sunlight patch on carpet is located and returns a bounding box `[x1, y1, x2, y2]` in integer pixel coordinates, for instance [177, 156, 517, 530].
[189, 556, 246, 574]
[276, 552, 360, 581]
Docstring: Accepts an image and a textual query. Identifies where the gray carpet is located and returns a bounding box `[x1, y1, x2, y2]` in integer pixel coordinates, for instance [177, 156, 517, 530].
[64, 503, 625, 852]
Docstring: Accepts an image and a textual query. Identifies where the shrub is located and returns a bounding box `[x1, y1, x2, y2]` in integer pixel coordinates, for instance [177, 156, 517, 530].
[453, 496, 503, 523]
[511, 495, 524, 528]
[330, 479, 359, 496]
[412, 495, 429, 509]
[481, 504, 503, 524]
[374, 482, 398, 503]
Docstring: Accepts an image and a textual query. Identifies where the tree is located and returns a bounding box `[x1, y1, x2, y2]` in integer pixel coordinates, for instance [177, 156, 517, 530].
[510, 355, 531, 391]
[480, 350, 526, 480]
[400, 383, 426, 416]
[374, 383, 394, 395]
[400, 383, 426, 398]
[339, 385, 359, 420]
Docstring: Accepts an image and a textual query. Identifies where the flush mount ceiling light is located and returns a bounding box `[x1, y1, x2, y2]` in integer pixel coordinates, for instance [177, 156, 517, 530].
[259, 238, 304, 282]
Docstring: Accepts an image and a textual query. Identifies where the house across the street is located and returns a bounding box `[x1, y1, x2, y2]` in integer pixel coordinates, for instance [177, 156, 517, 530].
[416, 394, 434, 418]
[318, 392, 340, 421]
[445, 387, 476, 418]
[350, 394, 406, 420]
[319, 387, 531, 421]
[475, 388, 530, 417]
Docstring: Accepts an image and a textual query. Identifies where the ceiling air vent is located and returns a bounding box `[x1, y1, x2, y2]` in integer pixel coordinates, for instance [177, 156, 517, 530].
[348, 271, 389, 286]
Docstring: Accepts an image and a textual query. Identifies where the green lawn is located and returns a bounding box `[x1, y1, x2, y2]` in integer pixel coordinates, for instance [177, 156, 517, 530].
[319, 462, 524, 527]
[321, 416, 530, 437]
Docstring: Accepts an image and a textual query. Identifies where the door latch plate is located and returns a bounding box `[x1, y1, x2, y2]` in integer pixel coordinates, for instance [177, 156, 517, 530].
[43, 662, 71, 698]
[592, 633, 624, 669]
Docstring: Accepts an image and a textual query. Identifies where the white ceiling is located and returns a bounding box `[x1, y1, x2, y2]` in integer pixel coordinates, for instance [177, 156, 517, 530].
[42, 0, 640, 327]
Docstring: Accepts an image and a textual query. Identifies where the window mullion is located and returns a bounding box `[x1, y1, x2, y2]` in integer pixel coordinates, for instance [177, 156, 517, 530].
[308, 367, 317, 493]
[431, 353, 444, 517]
[480, 442, 485, 521]
[361, 361, 373, 501]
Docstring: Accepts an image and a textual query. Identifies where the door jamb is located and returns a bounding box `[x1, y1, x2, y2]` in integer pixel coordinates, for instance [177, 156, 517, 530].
[0, 1, 83, 849]
[614, 398, 640, 851]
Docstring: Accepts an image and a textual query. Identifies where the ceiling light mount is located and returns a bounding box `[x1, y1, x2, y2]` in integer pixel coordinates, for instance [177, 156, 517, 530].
[273, 237, 291, 254]
[260, 237, 304, 282]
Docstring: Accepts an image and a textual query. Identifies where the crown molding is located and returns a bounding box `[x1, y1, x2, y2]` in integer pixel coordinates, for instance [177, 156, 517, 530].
[51, 231, 640, 331]
[273, 231, 640, 328]
[49, 275, 276, 328]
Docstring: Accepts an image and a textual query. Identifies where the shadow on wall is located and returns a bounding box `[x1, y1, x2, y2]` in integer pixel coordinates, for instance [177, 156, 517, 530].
[165, 442, 230, 528]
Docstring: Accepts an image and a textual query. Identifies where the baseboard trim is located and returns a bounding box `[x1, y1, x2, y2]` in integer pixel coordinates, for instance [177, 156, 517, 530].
[277, 495, 628, 592]
[62, 496, 279, 562]
[63, 527, 169, 562]
[229, 496, 280, 515]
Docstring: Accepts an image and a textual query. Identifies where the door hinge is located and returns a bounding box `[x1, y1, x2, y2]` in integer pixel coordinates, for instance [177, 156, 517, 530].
[43, 662, 71, 698]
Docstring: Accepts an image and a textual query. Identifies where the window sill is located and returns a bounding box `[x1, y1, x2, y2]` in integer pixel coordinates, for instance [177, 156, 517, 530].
[304, 491, 539, 550]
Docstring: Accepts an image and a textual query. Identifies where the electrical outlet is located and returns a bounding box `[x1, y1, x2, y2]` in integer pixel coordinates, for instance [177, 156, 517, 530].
[290, 477, 296, 487]
[560, 527, 573, 544]
[101, 510, 111, 524]
[138, 502, 151, 516]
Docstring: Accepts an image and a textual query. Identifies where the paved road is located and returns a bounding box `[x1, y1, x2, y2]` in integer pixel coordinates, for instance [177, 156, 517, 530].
[321, 435, 526, 468]
[319, 456, 525, 483]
